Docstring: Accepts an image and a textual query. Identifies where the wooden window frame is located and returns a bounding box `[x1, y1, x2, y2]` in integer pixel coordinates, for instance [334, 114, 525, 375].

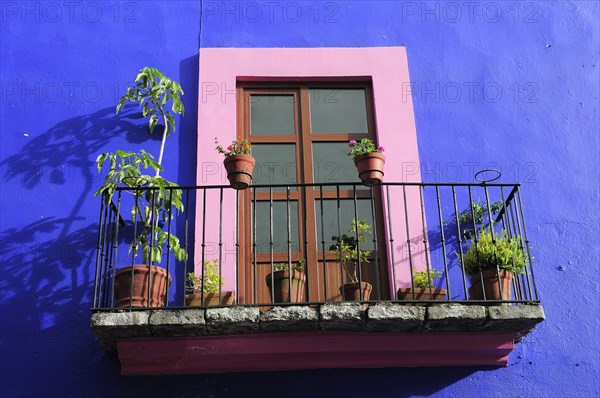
[236, 81, 389, 303]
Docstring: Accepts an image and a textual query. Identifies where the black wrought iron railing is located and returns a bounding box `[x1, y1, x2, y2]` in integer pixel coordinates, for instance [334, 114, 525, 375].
[92, 180, 540, 311]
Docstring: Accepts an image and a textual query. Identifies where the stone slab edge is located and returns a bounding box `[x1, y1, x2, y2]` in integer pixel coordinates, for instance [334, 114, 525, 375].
[90, 304, 545, 350]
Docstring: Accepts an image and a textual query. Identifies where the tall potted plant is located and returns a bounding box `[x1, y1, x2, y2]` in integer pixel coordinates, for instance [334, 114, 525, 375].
[397, 268, 447, 302]
[265, 260, 306, 303]
[186, 259, 234, 306]
[462, 227, 527, 301]
[215, 138, 255, 190]
[347, 138, 385, 186]
[95, 67, 187, 308]
[330, 219, 373, 301]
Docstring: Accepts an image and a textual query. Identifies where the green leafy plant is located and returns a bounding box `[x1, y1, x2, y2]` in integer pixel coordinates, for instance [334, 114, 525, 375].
[215, 138, 252, 157]
[461, 227, 528, 276]
[412, 268, 443, 289]
[457, 200, 503, 239]
[186, 259, 224, 294]
[116, 67, 184, 171]
[271, 259, 306, 272]
[347, 138, 384, 160]
[329, 219, 372, 283]
[94, 67, 186, 264]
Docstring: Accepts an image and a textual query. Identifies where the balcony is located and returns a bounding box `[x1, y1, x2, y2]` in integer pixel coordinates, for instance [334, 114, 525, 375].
[90, 181, 545, 375]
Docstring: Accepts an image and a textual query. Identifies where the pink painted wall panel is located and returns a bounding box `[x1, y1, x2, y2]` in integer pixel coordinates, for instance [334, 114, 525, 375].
[196, 47, 428, 295]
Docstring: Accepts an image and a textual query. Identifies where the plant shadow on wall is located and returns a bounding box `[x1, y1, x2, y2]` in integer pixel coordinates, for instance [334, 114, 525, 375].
[0, 101, 192, 356]
[424, 197, 507, 299]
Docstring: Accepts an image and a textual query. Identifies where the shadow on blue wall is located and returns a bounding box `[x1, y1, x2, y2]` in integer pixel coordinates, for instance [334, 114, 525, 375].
[0, 106, 157, 329]
[0, 51, 200, 342]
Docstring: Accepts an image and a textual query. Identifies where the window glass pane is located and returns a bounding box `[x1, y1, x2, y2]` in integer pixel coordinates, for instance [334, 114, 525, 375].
[252, 144, 297, 188]
[253, 201, 300, 253]
[310, 89, 368, 133]
[315, 199, 375, 251]
[250, 95, 295, 135]
[312, 142, 362, 186]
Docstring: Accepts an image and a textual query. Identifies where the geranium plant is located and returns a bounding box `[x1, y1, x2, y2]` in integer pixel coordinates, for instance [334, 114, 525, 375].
[216, 137, 256, 190]
[347, 138, 384, 160]
[215, 138, 252, 157]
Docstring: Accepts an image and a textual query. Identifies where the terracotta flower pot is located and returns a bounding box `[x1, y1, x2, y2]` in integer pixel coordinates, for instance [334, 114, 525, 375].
[468, 269, 512, 302]
[397, 288, 447, 303]
[266, 270, 306, 303]
[185, 292, 235, 307]
[354, 152, 385, 186]
[224, 154, 255, 190]
[340, 282, 373, 301]
[114, 265, 172, 308]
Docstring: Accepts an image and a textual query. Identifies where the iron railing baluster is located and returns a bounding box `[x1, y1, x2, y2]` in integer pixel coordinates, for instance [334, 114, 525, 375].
[452, 186, 468, 300]
[337, 184, 344, 301]
[468, 186, 486, 301]
[402, 185, 415, 300]
[165, 189, 173, 307]
[483, 183, 503, 301]
[435, 186, 450, 300]
[183, 189, 190, 306]
[370, 186, 381, 300]
[109, 192, 122, 308]
[286, 186, 292, 303]
[385, 185, 397, 301]
[269, 187, 274, 304]
[419, 185, 433, 300]
[218, 187, 224, 305]
[319, 186, 328, 301]
[92, 194, 106, 308]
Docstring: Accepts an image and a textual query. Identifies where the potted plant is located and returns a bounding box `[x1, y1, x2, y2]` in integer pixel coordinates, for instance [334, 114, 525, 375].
[330, 219, 373, 301]
[186, 259, 234, 306]
[95, 67, 187, 308]
[347, 138, 385, 186]
[215, 138, 255, 190]
[265, 260, 306, 303]
[461, 227, 527, 301]
[397, 268, 447, 302]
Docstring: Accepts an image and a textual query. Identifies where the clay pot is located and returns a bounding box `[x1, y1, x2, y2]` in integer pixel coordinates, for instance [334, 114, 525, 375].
[224, 154, 255, 190]
[266, 270, 306, 303]
[354, 153, 385, 186]
[468, 269, 512, 301]
[114, 265, 172, 308]
[185, 292, 235, 307]
[340, 282, 373, 301]
[397, 288, 447, 303]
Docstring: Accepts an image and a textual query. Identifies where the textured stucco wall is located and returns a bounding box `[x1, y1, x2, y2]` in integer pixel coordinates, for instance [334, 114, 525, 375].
[1, 1, 598, 397]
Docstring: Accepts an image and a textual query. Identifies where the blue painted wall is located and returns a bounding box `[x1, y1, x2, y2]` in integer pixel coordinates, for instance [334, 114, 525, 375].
[1, 1, 598, 397]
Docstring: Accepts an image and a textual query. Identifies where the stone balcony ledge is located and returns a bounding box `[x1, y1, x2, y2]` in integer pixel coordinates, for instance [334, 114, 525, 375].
[91, 303, 545, 351]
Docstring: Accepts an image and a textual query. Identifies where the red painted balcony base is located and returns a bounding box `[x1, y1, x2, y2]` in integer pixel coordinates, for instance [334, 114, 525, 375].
[117, 332, 514, 375]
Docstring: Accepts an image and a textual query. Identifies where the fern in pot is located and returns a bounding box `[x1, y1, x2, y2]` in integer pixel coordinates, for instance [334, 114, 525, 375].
[461, 227, 527, 302]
